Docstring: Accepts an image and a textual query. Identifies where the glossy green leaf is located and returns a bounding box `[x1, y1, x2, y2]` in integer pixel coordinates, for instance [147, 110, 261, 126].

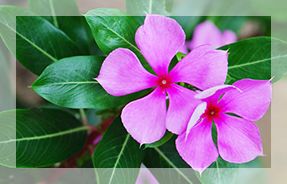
[0, 109, 88, 168]
[28, 0, 97, 54]
[221, 37, 272, 83]
[32, 56, 148, 110]
[93, 118, 143, 184]
[144, 137, 199, 184]
[126, 0, 170, 15]
[85, 8, 154, 73]
[85, 8, 140, 55]
[0, 6, 80, 75]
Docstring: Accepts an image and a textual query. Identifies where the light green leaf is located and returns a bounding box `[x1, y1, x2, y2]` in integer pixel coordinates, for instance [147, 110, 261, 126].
[0, 109, 88, 168]
[93, 118, 143, 184]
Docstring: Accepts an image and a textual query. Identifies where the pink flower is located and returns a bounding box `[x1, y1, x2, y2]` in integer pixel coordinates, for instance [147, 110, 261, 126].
[176, 79, 272, 173]
[96, 15, 228, 144]
[179, 21, 237, 53]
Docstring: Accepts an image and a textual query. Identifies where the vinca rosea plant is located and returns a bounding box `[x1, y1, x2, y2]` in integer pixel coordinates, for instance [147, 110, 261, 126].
[0, 0, 286, 183]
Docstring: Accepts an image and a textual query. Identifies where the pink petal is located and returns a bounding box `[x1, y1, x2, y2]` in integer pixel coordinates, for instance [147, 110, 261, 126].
[136, 165, 159, 184]
[194, 85, 239, 99]
[185, 102, 207, 140]
[189, 21, 222, 49]
[223, 79, 272, 121]
[222, 30, 237, 45]
[166, 84, 201, 135]
[216, 115, 263, 163]
[121, 88, 167, 144]
[96, 48, 157, 96]
[176, 119, 218, 173]
[135, 14, 185, 75]
[170, 46, 228, 90]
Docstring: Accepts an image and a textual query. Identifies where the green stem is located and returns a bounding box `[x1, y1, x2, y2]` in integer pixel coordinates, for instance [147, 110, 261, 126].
[79, 109, 88, 126]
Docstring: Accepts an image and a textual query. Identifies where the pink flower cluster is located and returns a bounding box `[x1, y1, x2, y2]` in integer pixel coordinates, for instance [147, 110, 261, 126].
[96, 15, 271, 173]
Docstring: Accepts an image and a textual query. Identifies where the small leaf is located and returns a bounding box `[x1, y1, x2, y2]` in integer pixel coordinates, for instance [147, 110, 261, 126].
[93, 118, 143, 184]
[32, 56, 148, 110]
[144, 132, 173, 149]
[0, 6, 81, 75]
[0, 109, 88, 168]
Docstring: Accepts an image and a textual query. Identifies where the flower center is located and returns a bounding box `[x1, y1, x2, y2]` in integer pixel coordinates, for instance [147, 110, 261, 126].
[204, 103, 221, 120]
[156, 75, 172, 90]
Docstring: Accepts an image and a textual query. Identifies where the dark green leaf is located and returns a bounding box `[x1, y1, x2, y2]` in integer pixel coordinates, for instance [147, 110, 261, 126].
[126, 0, 170, 15]
[85, 8, 154, 73]
[29, 0, 97, 54]
[85, 8, 140, 55]
[220, 37, 272, 83]
[0, 109, 88, 168]
[0, 6, 80, 75]
[93, 118, 143, 184]
[144, 137, 199, 184]
[32, 56, 148, 110]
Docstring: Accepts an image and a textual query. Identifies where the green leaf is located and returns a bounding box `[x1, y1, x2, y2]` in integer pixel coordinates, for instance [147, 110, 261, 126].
[0, 6, 80, 75]
[32, 56, 148, 110]
[0, 109, 88, 168]
[126, 0, 170, 15]
[144, 137, 200, 184]
[199, 157, 264, 184]
[85, 8, 140, 55]
[144, 131, 173, 149]
[93, 118, 143, 184]
[85, 8, 154, 73]
[28, 0, 97, 54]
[221, 37, 272, 83]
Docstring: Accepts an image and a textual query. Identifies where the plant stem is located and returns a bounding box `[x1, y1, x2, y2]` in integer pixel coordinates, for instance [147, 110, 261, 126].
[79, 109, 88, 126]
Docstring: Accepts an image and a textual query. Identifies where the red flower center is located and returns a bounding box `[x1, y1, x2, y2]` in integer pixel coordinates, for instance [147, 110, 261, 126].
[204, 103, 221, 121]
[156, 75, 173, 90]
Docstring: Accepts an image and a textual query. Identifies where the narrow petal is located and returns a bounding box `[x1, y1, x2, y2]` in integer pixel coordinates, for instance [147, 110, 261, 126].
[170, 46, 228, 90]
[166, 84, 201, 135]
[194, 85, 239, 100]
[222, 30, 237, 45]
[121, 88, 167, 144]
[189, 21, 222, 49]
[185, 102, 207, 139]
[176, 119, 218, 173]
[135, 14, 185, 75]
[96, 48, 156, 96]
[216, 115, 263, 163]
[223, 79, 272, 121]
